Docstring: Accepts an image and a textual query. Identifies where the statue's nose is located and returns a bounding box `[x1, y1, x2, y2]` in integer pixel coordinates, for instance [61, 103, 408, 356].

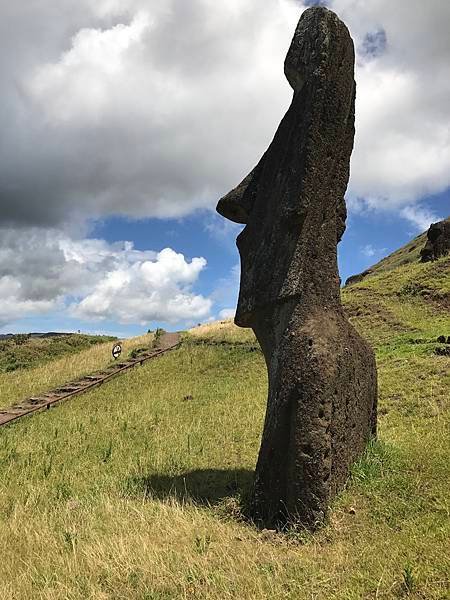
[216, 167, 258, 225]
[216, 194, 249, 224]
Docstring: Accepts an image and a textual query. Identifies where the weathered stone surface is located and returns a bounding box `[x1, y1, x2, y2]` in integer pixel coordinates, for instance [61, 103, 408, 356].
[420, 217, 450, 262]
[216, 7, 377, 529]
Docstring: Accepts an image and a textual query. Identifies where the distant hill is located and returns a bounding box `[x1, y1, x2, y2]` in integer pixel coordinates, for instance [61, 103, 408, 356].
[341, 220, 449, 347]
[0, 333, 117, 373]
[345, 216, 450, 286]
[342, 217, 450, 343]
[0, 332, 77, 340]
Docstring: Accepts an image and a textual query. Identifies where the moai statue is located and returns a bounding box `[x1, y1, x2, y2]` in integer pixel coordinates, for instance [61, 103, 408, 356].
[216, 7, 377, 529]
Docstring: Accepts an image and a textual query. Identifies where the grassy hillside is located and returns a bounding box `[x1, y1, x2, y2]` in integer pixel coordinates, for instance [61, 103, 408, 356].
[0, 246, 448, 598]
[0, 333, 154, 409]
[343, 248, 450, 346]
[0, 334, 117, 374]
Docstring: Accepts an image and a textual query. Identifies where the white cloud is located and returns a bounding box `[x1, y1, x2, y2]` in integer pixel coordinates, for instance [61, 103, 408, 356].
[0, 229, 211, 327]
[360, 243, 387, 259]
[29, 13, 150, 123]
[1, 0, 298, 226]
[0, 276, 58, 326]
[72, 247, 211, 324]
[361, 244, 376, 258]
[399, 205, 443, 232]
[331, 0, 450, 209]
[1, 1, 449, 228]
[218, 308, 235, 320]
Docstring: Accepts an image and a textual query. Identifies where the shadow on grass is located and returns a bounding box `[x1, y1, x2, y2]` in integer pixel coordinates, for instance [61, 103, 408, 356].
[124, 468, 254, 506]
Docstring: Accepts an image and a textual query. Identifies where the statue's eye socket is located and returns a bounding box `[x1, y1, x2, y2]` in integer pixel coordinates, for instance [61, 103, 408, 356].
[284, 51, 307, 93]
[285, 63, 306, 93]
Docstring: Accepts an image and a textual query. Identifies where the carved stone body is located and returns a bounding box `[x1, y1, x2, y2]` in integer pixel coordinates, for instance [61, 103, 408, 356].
[216, 7, 377, 528]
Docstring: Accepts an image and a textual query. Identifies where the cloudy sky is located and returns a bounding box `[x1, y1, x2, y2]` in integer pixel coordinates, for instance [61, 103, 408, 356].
[1, 0, 449, 335]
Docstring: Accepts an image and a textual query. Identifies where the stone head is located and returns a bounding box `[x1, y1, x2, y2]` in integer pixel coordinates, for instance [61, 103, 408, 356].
[216, 7, 355, 327]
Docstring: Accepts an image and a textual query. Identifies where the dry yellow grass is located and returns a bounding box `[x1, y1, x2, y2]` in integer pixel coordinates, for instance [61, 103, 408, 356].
[188, 319, 255, 344]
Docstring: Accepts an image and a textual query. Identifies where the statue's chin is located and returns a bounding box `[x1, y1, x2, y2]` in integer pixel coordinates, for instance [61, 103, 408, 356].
[234, 310, 253, 329]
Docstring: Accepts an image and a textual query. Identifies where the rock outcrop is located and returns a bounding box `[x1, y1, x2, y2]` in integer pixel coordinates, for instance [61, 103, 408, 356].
[420, 217, 450, 262]
[345, 269, 373, 286]
[217, 7, 377, 529]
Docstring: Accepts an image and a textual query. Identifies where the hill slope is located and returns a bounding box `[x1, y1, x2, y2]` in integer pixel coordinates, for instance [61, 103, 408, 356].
[0, 241, 449, 599]
[345, 216, 450, 285]
[0, 332, 155, 409]
[342, 241, 449, 346]
[348, 229, 428, 281]
[0, 333, 117, 374]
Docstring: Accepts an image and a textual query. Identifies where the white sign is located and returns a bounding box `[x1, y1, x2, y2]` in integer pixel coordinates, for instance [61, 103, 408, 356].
[112, 343, 122, 359]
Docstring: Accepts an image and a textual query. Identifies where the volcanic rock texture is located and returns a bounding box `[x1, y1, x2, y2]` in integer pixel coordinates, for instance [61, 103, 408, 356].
[217, 7, 377, 528]
[420, 217, 450, 262]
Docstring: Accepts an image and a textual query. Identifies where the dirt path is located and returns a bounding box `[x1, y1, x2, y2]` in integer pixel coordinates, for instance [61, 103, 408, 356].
[0, 332, 181, 428]
[156, 332, 181, 350]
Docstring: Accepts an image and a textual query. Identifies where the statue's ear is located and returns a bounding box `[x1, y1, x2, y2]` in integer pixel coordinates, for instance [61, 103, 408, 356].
[216, 157, 265, 224]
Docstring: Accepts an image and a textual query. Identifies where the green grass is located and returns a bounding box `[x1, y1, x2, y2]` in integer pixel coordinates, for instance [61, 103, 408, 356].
[0, 240, 449, 598]
[0, 339, 448, 598]
[342, 253, 450, 345]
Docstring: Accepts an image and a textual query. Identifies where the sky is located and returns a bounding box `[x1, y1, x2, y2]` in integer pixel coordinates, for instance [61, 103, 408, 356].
[1, 0, 449, 336]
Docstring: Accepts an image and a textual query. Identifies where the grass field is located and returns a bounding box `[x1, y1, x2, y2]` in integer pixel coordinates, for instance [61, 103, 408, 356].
[0, 250, 448, 598]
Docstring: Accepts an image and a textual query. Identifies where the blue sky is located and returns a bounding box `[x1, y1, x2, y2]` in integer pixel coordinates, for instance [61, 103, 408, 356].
[1, 1, 449, 337]
[6, 188, 448, 337]
[93, 188, 448, 309]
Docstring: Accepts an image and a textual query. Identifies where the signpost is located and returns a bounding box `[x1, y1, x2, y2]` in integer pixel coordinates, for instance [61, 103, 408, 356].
[112, 343, 122, 360]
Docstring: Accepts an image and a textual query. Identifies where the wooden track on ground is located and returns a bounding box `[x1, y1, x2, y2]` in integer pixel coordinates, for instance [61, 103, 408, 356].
[0, 332, 181, 429]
